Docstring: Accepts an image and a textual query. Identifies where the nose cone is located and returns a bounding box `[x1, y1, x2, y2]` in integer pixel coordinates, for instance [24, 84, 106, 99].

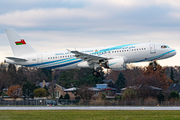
[172, 49, 176, 56]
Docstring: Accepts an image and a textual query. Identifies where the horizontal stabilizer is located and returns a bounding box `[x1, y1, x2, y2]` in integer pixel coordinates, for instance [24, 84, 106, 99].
[6, 57, 27, 61]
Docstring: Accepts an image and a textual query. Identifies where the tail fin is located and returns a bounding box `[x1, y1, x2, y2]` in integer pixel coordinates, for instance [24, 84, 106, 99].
[5, 29, 38, 56]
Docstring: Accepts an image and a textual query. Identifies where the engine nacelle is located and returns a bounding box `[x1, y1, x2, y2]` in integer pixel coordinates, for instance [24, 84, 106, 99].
[108, 58, 126, 71]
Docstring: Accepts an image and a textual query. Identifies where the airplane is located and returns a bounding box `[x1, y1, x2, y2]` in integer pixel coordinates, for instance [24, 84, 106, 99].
[4, 29, 176, 77]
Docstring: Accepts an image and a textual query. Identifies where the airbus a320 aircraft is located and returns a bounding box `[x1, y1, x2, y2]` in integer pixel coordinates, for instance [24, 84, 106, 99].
[4, 29, 176, 77]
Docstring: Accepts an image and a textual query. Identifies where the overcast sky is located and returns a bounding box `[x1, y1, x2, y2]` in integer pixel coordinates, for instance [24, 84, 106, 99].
[0, 0, 179, 67]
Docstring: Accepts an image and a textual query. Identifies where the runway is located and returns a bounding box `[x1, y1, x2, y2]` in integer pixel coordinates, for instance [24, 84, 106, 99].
[1, 106, 180, 110]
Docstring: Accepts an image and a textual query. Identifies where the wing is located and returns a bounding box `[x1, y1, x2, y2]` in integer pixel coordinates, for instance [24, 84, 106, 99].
[67, 49, 108, 63]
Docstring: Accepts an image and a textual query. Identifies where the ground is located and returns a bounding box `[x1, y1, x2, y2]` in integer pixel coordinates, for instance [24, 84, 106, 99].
[0, 110, 180, 120]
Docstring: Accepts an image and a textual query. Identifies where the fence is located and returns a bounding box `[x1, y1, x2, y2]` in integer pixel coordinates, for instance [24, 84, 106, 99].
[1, 99, 180, 106]
[0, 99, 46, 106]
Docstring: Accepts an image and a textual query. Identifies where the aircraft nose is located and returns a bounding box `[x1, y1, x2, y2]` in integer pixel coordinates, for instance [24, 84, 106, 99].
[173, 49, 177, 56]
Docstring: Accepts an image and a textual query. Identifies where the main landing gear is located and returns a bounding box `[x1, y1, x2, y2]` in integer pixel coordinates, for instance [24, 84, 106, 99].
[151, 60, 157, 71]
[93, 71, 100, 77]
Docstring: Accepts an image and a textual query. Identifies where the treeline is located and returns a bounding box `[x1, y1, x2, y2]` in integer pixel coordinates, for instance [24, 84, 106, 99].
[0, 61, 179, 101]
[0, 63, 105, 97]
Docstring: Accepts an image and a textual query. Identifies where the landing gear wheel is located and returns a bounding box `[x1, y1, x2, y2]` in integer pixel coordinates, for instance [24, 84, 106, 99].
[153, 67, 157, 71]
[93, 71, 100, 77]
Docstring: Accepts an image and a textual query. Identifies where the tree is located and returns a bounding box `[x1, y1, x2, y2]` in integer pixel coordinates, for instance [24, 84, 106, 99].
[7, 85, 22, 100]
[157, 92, 165, 103]
[115, 72, 126, 89]
[58, 68, 105, 88]
[122, 89, 137, 101]
[34, 88, 47, 97]
[7, 64, 17, 85]
[76, 84, 94, 101]
[168, 91, 179, 100]
[76, 74, 103, 86]
[141, 62, 173, 89]
[44, 85, 49, 96]
[59, 95, 64, 102]
[0, 63, 10, 97]
[16, 67, 27, 85]
[22, 81, 38, 99]
[48, 82, 56, 99]
[170, 67, 175, 83]
[64, 93, 70, 100]
[41, 68, 52, 80]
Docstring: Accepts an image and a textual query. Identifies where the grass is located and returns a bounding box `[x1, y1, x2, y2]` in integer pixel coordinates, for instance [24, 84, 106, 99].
[0, 110, 180, 120]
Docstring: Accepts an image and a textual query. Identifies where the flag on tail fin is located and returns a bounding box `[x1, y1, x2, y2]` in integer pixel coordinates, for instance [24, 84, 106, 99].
[15, 39, 26, 45]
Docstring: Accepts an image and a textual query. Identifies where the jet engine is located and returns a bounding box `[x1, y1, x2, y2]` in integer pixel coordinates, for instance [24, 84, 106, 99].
[107, 58, 126, 71]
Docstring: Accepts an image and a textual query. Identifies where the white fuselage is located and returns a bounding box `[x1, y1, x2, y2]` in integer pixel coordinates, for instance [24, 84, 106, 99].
[5, 42, 176, 70]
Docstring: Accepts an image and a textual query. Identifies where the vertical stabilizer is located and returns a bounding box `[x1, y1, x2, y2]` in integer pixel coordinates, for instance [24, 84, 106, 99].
[5, 29, 38, 56]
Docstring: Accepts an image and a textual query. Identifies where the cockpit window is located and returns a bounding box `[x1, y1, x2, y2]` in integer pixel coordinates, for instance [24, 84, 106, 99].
[161, 45, 169, 49]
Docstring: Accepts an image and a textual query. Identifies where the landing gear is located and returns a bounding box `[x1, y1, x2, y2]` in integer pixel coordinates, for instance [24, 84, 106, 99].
[93, 71, 100, 77]
[151, 60, 157, 71]
[153, 67, 157, 71]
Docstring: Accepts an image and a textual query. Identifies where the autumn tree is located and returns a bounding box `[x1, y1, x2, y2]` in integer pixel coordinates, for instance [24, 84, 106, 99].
[140, 62, 173, 89]
[7, 85, 22, 100]
[34, 88, 47, 97]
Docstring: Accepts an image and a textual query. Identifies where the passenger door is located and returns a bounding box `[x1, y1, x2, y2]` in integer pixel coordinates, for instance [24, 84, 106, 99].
[37, 54, 43, 64]
[150, 43, 156, 54]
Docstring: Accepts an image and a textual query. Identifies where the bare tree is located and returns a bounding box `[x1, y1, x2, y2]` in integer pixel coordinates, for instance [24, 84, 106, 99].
[76, 84, 94, 102]
[0, 63, 10, 97]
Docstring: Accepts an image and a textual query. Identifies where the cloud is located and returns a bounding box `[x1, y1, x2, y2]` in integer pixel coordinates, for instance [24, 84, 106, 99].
[106, 0, 180, 8]
[169, 12, 180, 19]
[0, 8, 106, 27]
